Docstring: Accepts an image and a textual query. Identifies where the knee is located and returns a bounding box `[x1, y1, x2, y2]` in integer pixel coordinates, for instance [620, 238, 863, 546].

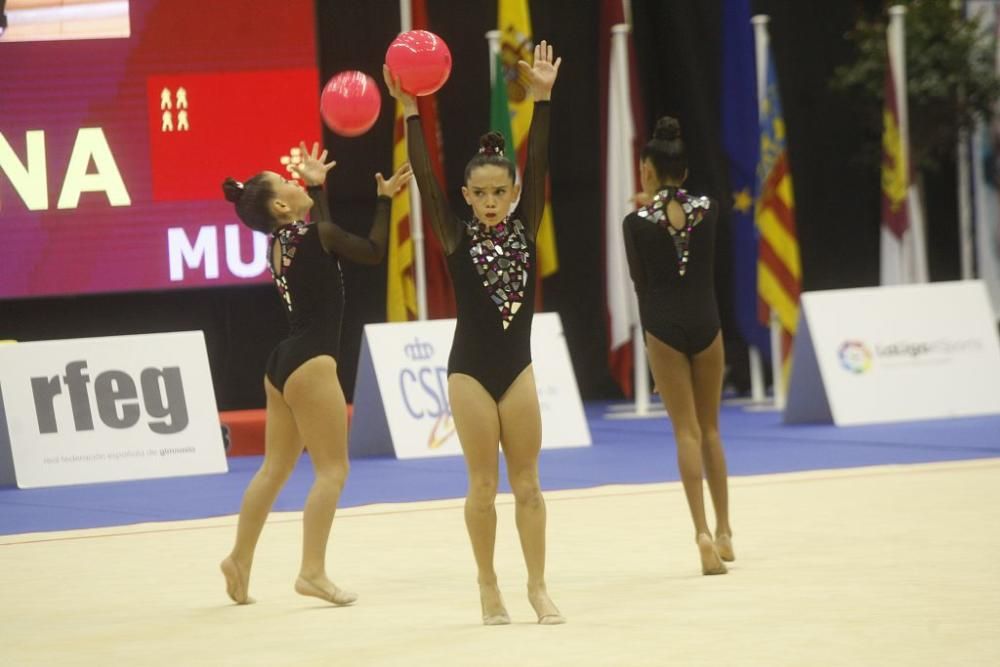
[674, 425, 703, 450]
[315, 460, 349, 491]
[259, 460, 297, 486]
[510, 474, 543, 509]
[700, 426, 721, 447]
[467, 475, 498, 506]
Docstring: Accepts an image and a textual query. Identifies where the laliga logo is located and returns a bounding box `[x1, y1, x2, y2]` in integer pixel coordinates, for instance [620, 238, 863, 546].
[838, 340, 873, 374]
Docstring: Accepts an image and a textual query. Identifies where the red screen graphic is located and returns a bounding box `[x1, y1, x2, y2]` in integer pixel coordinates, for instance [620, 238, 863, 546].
[0, 0, 324, 299]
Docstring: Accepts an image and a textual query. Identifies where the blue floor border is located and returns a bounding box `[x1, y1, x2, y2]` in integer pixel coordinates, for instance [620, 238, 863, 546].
[2, 402, 998, 536]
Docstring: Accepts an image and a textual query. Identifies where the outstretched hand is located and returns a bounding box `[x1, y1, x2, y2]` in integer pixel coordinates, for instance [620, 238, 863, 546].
[517, 40, 561, 102]
[382, 65, 418, 115]
[289, 141, 336, 187]
[376, 162, 413, 198]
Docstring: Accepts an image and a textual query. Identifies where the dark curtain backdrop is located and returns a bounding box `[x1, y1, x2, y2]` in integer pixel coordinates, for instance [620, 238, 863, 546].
[0, 0, 961, 409]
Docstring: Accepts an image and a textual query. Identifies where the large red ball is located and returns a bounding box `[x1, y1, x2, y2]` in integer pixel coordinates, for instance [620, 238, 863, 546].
[320, 71, 382, 137]
[385, 29, 452, 96]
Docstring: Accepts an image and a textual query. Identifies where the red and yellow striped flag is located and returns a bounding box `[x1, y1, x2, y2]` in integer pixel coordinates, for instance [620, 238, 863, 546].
[755, 52, 801, 385]
[498, 0, 558, 279]
[386, 100, 417, 321]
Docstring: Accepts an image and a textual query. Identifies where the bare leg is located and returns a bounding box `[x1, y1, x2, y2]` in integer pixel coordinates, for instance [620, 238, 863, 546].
[498, 367, 564, 625]
[222, 376, 302, 603]
[448, 373, 508, 625]
[691, 334, 734, 561]
[646, 333, 726, 575]
[284, 356, 356, 605]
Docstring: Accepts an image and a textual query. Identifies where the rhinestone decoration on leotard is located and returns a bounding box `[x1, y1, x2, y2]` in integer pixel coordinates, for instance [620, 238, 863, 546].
[467, 217, 531, 330]
[636, 188, 711, 277]
[269, 221, 311, 312]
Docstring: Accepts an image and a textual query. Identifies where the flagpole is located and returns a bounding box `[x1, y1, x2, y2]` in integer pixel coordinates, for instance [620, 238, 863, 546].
[610, 22, 650, 416]
[751, 14, 785, 408]
[401, 0, 428, 320]
[486, 30, 501, 72]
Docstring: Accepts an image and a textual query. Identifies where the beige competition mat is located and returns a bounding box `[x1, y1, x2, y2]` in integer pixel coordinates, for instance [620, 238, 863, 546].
[2, 458, 999, 667]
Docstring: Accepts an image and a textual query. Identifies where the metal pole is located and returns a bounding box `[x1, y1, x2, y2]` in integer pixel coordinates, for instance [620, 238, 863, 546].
[400, 0, 427, 320]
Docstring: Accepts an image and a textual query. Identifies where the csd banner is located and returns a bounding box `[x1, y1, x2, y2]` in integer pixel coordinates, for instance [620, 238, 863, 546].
[0, 332, 227, 488]
[785, 281, 1000, 425]
[350, 313, 591, 458]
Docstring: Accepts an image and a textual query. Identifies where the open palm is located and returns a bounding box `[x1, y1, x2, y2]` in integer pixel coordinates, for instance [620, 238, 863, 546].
[517, 40, 561, 101]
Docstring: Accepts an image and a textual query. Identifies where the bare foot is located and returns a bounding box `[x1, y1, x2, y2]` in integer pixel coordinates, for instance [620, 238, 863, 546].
[479, 582, 510, 625]
[697, 533, 727, 575]
[294, 576, 358, 606]
[528, 584, 565, 625]
[220, 556, 254, 605]
[715, 533, 735, 562]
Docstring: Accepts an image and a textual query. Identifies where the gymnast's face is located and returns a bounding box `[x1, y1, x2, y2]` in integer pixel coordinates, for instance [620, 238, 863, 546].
[462, 165, 521, 226]
[262, 171, 313, 223]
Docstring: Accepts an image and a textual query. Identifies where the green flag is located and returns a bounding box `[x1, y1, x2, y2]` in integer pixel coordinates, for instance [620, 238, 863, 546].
[489, 51, 514, 152]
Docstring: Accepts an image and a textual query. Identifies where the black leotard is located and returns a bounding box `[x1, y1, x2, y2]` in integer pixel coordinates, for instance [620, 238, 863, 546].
[265, 187, 390, 391]
[407, 102, 550, 401]
[623, 187, 720, 356]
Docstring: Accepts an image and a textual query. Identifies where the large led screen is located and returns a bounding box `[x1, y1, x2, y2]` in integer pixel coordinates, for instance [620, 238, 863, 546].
[0, 0, 322, 298]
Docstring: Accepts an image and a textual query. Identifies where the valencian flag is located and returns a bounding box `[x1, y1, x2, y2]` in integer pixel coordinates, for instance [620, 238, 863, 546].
[755, 50, 801, 386]
[497, 0, 559, 280]
[386, 0, 453, 321]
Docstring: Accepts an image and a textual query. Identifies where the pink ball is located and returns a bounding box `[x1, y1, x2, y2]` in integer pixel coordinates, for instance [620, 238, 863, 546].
[320, 71, 382, 137]
[385, 30, 452, 96]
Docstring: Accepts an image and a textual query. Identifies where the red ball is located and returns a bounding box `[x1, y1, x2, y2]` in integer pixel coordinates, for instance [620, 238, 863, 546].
[385, 30, 452, 96]
[320, 71, 382, 137]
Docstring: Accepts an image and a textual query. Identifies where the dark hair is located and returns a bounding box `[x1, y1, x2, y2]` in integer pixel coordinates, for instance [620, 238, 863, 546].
[641, 116, 687, 182]
[222, 174, 276, 233]
[463, 131, 516, 183]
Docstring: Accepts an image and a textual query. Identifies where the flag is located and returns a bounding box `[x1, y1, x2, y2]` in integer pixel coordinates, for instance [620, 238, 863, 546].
[386, 0, 454, 321]
[755, 50, 801, 386]
[490, 51, 515, 154]
[386, 101, 417, 321]
[600, 0, 644, 397]
[879, 16, 928, 286]
[722, 0, 770, 357]
[497, 0, 558, 279]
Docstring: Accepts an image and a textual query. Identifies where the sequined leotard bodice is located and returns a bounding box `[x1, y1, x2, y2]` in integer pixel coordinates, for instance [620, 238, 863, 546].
[264, 187, 390, 391]
[407, 102, 550, 401]
[622, 187, 720, 356]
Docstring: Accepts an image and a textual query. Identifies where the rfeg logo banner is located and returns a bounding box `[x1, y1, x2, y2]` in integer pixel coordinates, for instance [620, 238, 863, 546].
[0, 331, 227, 488]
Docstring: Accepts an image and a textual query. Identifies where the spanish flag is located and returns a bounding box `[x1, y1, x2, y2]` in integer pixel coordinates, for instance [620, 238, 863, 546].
[755, 51, 801, 386]
[497, 0, 559, 279]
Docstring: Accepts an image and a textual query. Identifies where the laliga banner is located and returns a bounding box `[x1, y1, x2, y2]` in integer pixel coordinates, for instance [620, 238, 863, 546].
[350, 313, 591, 458]
[785, 281, 1000, 425]
[0, 331, 227, 488]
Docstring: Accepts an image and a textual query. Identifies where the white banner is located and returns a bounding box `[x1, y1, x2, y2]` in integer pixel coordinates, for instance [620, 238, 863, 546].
[785, 281, 1000, 425]
[349, 313, 591, 459]
[0, 331, 227, 488]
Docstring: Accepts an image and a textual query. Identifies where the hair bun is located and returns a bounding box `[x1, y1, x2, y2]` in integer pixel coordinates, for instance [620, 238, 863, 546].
[653, 116, 681, 142]
[478, 131, 506, 156]
[222, 177, 245, 204]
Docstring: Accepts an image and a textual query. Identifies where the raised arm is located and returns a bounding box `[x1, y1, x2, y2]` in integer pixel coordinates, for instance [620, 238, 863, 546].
[292, 142, 412, 265]
[383, 65, 460, 254]
[516, 40, 561, 237]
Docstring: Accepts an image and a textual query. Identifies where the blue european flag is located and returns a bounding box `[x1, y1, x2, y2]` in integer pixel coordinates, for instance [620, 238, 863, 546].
[722, 0, 771, 356]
